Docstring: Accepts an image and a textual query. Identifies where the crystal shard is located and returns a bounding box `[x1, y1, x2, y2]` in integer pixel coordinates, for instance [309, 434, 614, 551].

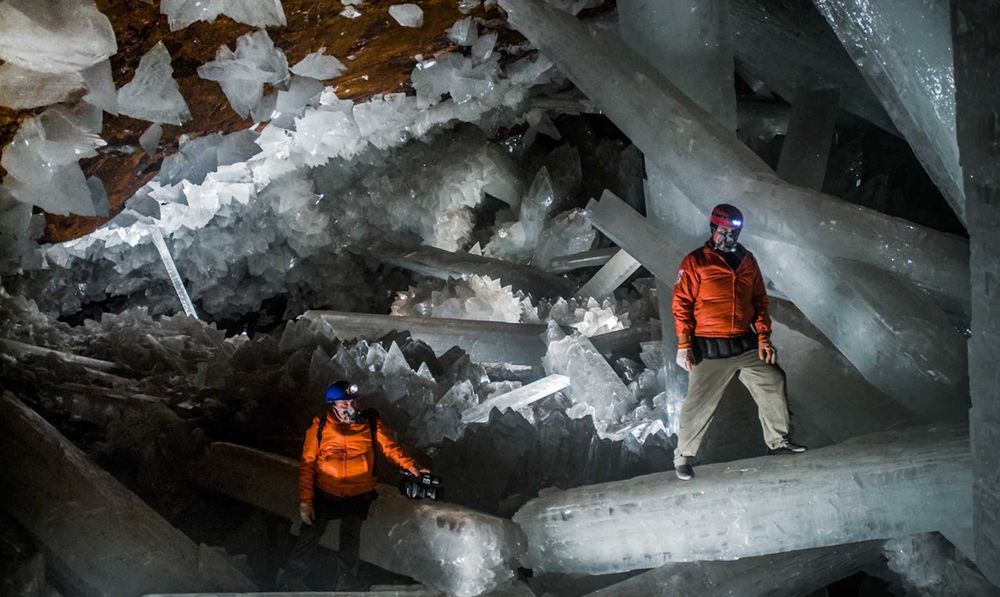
[0, 63, 86, 109]
[576, 249, 641, 300]
[389, 3, 423, 27]
[80, 59, 118, 115]
[367, 243, 577, 299]
[0, 0, 116, 74]
[462, 374, 571, 424]
[514, 423, 970, 574]
[222, 0, 286, 28]
[290, 47, 347, 80]
[161, 0, 225, 30]
[547, 247, 617, 273]
[304, 310, 548, 367]
[139, 123, 163, 155]
[148, 226, 199, 318]
[117, 41, 192, 125]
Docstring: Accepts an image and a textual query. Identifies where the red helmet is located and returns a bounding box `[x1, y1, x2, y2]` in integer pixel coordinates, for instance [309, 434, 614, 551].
[710, 204, 743, 229]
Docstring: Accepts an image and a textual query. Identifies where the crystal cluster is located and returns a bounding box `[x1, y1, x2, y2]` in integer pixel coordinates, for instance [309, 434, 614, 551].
[10, 30, 557, 315]
[197, 30, 289, 119]
[1, 104, 107, 217]
[0, 0, 117, 75]
[160, 0, 286, 31]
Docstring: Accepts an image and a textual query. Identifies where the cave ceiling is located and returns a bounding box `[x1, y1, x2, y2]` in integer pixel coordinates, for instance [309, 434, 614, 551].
[0, 0, 499, 243]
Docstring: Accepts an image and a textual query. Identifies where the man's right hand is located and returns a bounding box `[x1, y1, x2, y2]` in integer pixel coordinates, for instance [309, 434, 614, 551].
[299, 501, 315, 525]
[676, 348, 696, 372]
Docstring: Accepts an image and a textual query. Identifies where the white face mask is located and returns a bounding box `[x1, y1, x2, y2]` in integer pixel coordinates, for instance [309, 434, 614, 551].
[712, 227, 741, 252]
[331, 400, 358, 423]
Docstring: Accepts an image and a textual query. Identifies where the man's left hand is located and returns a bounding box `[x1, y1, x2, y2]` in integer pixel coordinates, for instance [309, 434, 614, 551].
[758, 339, 777, 364]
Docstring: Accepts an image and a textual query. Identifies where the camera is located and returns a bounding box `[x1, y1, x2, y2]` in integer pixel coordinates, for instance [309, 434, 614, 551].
[399, 470, 443, 501]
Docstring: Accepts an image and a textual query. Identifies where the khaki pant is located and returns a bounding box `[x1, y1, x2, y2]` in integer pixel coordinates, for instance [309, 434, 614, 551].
[673, 349, 791, 467]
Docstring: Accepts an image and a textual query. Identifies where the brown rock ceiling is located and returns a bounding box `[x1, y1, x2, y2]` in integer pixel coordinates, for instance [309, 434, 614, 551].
[0, 0, 490, 243]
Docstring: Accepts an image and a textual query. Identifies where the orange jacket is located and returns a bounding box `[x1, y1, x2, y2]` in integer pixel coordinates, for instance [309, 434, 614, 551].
[672, 243, 771, 346]
[298, 413, 419, 501]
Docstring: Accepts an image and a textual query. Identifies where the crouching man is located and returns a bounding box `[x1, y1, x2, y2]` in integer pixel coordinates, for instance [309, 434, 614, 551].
[672, 204, 806, 481]
[280, 380, 428, 587]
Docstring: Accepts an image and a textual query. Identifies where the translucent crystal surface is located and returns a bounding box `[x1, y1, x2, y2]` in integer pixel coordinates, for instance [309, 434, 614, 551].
[197, 30, 289, 119]
[1, 104, 107, 216]
[271, 76, 324, 129]
[546, 247, 617, 273]
[392, 275, 528, 323]
[775, 86, 840, 190]
[411, 53, 500, 110]
[161, 0, 286, 31]
[370, 243, 577, 299]
[222, 0, 286, 28]
[305, 309, 549, 367]
[0, 394, 257, 594]
[80, 59, 118, 115]
[139, 123, 163, 155]
[589, 541, 883, 597]
[813, 0, 965, 223]
[147, 226, 198, 318]
[543, 0, 603, 16]
[576, 249, 641, 300]
[462, 374, 570, 424]
[729, 0, 895, 134]
[0, 63, 85, 110]
[954, 5, 1000, 584]
[883, 533, 1000, 596]
[530, 209, 595, 271]
[514, 424, 971, 574]
[448, 17, 478, 46]
[195, 442, 525, 596]
[117, 42, 192, 125]
[290, 47, 346, 80]
[160, 0, 225, 30]
[541, 321, 636, 438]
[388, 3, 423, 27]
[0, 0, 116, 74]
[618, 0, 736, 130]
[485, 168, 557, 263]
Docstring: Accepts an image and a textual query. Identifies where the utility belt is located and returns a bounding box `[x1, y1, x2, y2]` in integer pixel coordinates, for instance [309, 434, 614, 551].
[694, 331, 758, 360]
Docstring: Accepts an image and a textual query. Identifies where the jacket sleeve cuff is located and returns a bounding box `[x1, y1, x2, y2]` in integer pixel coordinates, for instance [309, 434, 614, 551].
[677, 336, 692, 349]
[758, 333, 771, 343]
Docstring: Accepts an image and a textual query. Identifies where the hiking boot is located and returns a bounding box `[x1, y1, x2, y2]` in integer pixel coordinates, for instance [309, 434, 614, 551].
[675, 464, 694, 481]
[769, 440, 807, 455]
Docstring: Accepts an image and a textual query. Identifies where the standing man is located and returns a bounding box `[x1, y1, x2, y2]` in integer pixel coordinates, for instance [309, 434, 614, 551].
[672, 204, 806, 481]
[280, 380, 428, 587]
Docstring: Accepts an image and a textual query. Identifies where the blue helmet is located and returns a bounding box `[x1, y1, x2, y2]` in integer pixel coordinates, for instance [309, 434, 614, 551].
[325, 380, 360, 403]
